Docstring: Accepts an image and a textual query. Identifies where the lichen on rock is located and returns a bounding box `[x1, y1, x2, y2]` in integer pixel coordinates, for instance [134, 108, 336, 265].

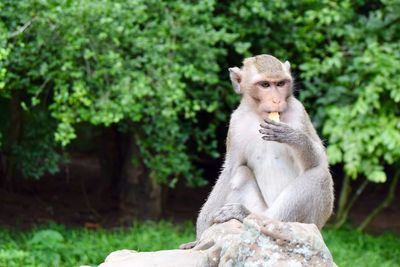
[99, 215, 337, 267]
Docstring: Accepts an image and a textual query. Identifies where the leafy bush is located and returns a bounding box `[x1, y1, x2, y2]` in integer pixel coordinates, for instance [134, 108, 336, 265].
[1, 0, 399, 226]
[1, 0, 234, 185]
[218, 0, 400, 183]
[0, 221, 195, 267]
[28, 229, 65, 266]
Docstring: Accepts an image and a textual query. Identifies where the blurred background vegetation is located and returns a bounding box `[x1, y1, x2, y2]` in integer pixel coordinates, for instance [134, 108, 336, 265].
[0, 0, 399, 266]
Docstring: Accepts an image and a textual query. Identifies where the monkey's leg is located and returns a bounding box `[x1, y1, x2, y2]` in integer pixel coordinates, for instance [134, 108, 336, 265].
[213, 165, 267, 224]
[265, 166, 333, 229]
[179, 166, 266, 249]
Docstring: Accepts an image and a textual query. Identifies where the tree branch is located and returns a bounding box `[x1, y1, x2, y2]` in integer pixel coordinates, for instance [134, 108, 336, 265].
[8, 17, 37, 38]
[357, 170, 399, 232]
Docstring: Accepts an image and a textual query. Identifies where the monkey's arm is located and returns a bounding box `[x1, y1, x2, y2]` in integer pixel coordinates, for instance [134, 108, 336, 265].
[181, 164, 254, 250]
[212, 164, 267, 224]
[259, 118, 333, 228]
[195, 164, 234, 239]
[259, 118, 325, 170]
[179, 167, 233, 250]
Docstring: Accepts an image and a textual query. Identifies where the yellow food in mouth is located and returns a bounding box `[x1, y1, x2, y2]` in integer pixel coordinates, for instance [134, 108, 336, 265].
[268, 112, 280, 122]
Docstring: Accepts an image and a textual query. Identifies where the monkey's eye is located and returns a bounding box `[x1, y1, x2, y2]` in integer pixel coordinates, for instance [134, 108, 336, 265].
[277, 81, 286, 87]
[259, 82, 270, 88]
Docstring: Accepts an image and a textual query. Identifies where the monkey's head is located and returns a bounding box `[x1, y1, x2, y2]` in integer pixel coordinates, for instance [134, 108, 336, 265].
[229, 54, 292, 120]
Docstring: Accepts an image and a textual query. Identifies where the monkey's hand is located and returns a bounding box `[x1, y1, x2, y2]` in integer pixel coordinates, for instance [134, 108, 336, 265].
[259, 119, 305, 145]
[260, 119, 321, 170]
[213, 203, 250, 224]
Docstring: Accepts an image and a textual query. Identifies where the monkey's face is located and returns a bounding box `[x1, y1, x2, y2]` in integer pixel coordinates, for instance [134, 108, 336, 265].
[229, 55, 293, 121]
[248, 78, 291, 120]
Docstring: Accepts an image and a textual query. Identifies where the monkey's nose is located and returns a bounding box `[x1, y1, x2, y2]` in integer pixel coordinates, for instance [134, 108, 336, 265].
[272, 99, 281, 104]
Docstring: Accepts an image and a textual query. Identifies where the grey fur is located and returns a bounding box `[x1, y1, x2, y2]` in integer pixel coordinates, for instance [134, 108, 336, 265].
[179, 57, 334, 250]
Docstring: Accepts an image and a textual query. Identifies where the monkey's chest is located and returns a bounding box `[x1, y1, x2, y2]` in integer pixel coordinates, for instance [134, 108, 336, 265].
[245, 141, 302, 205]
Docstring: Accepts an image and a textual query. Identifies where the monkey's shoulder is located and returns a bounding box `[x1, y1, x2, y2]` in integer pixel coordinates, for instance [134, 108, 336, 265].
[228, 109, 261, 143]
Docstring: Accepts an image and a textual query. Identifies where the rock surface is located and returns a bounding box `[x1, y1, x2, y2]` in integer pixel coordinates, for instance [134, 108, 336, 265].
[99, 215, 336, 267]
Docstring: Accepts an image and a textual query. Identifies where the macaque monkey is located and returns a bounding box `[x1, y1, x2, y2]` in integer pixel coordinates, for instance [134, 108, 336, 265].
[180, 55, 334, 249]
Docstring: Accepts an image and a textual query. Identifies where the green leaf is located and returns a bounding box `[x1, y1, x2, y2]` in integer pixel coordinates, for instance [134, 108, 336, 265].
[368, 171, 387, 183]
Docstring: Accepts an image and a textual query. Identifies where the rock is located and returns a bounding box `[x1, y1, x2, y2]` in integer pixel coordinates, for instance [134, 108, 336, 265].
[99, 215, 336, 267]
[99, 249, 206, 267]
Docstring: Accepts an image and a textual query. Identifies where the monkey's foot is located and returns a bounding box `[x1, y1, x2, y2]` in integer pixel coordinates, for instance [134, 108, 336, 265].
[179, 240, 197, 250]
[213, 203, 250, 224]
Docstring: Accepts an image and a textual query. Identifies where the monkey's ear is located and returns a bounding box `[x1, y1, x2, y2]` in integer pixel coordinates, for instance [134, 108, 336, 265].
[229, 67, 242, 94]
[283, 61, 291, 71]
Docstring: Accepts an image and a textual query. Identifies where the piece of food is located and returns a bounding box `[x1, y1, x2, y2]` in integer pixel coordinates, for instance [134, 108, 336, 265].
[268, 112, 280, 122]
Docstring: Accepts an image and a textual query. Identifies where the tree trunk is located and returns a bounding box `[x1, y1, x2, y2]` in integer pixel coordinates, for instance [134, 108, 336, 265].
[334, 179, 368, 228]
[97, 125, 123, 199]
[357, 171, 399, 232]
[119, 133, 162, 222]
[334, 175, 351, 228]
[2, 90, 24, 191]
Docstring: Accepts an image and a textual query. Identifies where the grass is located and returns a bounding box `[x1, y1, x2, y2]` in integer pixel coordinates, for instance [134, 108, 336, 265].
[0, 221, 399, 267]
[0, 221, 195, 267]
[323, 227, 400, 267]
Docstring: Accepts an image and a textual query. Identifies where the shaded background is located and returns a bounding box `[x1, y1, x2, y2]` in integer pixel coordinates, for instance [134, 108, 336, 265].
[0, 0, 400, 236]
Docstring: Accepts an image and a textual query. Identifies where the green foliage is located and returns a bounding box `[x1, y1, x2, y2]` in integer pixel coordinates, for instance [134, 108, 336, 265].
[0, 44, 6, 92]
[0, 221, 195, 267]
[298, 1, 400, 182]
[28, 229, 65, 266]
[323, 227, 400, 267]
[1, 0, 233, 183]
[0, 5, 8, 148]
[0, 222, 399, 267]
[11, 111, 62, 179]
[1, 0, 399, 186]
[220, 0, 400, 184]
[0, 21, 7, 92]
[0, 22, 8, 148]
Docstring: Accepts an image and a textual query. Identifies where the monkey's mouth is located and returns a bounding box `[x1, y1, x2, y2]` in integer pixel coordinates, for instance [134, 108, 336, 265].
[267, 112, 280, 122]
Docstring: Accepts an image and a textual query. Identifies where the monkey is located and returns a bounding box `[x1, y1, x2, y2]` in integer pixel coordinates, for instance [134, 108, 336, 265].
[180, 54, 334, 250]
